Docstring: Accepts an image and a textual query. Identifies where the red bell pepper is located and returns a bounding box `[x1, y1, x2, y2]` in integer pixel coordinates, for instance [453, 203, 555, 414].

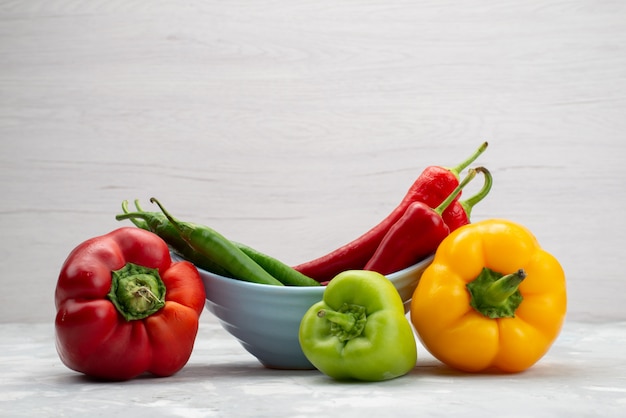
[54, 227, 205, 381]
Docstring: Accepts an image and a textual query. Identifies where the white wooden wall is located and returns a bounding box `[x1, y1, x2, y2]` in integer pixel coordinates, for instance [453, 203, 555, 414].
[1, 0, 625, 322]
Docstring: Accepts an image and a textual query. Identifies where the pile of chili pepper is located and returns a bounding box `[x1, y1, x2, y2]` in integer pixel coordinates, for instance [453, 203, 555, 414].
[293, 142, 492, 282]
[116, 199, 321, 287]
[364, 166, 491, 275]
[115, 142, 492, 287]
[115, 142, 491, 288]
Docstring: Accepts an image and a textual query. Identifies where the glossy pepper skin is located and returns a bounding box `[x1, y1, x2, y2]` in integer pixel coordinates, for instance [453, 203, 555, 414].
[442, 166, 493, 232]
[364, 200, 449, 275]
[293, 142, 488, 282]
[54, 227, 205, 381]
[364, 168, 478, 275]
[299, 270, 417, 381]
[410, 219, 567, 373]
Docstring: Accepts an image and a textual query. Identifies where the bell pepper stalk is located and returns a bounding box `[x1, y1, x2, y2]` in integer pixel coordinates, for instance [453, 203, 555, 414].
[299, 270, 417, 381]
[410, 219, 567, 373]
[54, 227, 206, 381]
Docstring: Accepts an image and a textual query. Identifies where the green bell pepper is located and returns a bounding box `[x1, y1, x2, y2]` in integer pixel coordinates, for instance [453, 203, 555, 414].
[298, 270, 417, 381]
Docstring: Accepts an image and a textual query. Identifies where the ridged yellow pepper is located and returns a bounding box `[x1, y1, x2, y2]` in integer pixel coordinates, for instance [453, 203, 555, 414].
[410, 219, 567, 373]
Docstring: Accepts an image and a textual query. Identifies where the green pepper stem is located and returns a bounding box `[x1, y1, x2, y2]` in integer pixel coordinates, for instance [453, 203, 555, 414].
[434, 167, 478, 215]
[448, 141, 488, 177]
[107, 262, 166, 321]
[133, 199, 146, 212]
[116, 209, 150, 223]
[318, 309, 356, 330]
[150, 197, 195, 237]
[318, 304, 367, 342]
[483, 269, 526, 306]
[119, 200, 148, 229]
[458, 166, 493, 219]
[467, 267, 526, 318]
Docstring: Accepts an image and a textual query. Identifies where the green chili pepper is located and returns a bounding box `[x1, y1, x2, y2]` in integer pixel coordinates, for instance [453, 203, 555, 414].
[116, 200, 233, 278]
[148, 198, 284, 286]
[231, 241, 320, 286]
[298, 270, 417, 381]
[116, 200, 320, 287]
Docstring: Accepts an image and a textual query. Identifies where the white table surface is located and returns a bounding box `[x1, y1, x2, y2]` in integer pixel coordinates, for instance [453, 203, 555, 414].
[2, 319, 626, 417]
[1, 1, 625, 416]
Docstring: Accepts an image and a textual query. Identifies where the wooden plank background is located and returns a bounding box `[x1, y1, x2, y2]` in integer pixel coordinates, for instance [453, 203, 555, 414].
[1, 0, 625, 322]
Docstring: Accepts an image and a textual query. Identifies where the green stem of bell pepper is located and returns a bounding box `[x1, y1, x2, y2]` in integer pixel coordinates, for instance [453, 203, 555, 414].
[318, 304, 367, 342]
[467, 267, 526, 319]
[107, 262, 166, 321]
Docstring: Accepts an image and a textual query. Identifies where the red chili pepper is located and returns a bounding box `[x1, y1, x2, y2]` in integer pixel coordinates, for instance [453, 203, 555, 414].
[442, 166, 493, 232]
[54, 227, 205, 381]
[364, 169, 477, 275]
[293, 142, 488, 282]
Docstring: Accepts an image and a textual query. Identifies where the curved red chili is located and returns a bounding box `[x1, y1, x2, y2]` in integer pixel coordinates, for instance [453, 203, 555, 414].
[293, 142, 488, 282]
[442, 166, 493, 232]
[364, 168, 478, 275]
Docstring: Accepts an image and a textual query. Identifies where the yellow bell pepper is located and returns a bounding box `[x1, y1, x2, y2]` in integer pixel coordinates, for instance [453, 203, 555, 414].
[410, 218, 567, 373]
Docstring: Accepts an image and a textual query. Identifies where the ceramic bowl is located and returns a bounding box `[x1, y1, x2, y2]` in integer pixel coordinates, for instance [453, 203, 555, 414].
[193, 256, 433, 370]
